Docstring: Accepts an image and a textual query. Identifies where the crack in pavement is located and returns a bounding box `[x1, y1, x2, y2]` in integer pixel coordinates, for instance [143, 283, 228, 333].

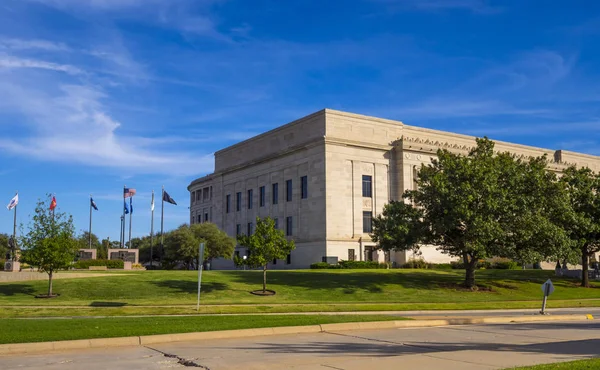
[144, 346, 210, 369]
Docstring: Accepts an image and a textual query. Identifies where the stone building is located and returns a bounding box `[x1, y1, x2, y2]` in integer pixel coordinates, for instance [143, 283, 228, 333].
[188, 109, 600, 269]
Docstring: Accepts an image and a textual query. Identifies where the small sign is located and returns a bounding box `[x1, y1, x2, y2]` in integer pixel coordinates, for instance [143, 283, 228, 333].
[541, 279, 555, 296]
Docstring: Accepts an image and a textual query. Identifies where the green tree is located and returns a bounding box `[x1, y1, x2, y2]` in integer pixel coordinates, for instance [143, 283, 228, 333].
[560, 166, 600, 287]
[75, 231, 101, 251]
[0, 233, 9, 260]
[371, 200, 425, 254]
[190, 223, 236, 263]
[19, 195, 79, 297]
[164, 224, 235, 270]
[236, 217, 295, 293]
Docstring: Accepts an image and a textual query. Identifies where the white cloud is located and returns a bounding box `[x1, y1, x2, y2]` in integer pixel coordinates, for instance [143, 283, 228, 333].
[0, 38, 70, 51]
[0, 55, 82, 74]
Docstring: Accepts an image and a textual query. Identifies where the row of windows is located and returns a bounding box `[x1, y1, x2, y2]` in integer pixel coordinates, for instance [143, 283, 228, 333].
[191, 186, 213, 203]
[236, 216, 294, 237]
[226, 176, 308, 213]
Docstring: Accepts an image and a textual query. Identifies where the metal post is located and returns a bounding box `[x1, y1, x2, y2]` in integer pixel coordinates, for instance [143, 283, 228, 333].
[128, 198, 132, 249]
[150, 190, 154, 269]
[160, 186, 164, 263]
[88, 195, 92, 249]
[12, 200, 17, 262]
[197, 243, 205, 312]
[540, 284, 549, 315]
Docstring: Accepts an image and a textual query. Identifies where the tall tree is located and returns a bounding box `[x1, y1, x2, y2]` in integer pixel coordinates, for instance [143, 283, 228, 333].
[76, 231, 101, 250]
[371, 200, 425, 255]
[19, 195, 79, 297]
[236, 217, 295, 293]
[0, 233, 9, 260]
[560, 166, 600, 287]
[190, 223, 236, 263]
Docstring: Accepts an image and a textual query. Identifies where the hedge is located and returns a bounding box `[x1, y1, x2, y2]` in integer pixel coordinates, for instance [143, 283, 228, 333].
[74, 259, 124, 269]
[310, 261, 388, 269]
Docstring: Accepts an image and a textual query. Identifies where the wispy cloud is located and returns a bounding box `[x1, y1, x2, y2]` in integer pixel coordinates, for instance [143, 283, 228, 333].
[0, 37, 70, 51]
[372, 0, 503, 14]
[0, 54, 82, 74]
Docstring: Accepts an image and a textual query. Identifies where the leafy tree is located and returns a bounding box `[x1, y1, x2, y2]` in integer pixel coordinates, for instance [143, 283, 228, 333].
[19, 195, 79, 297]
[190, 223, 235, 263]
[164, 226, 197, 269]
[75, 231, 101, 250]
[236, 217, 295, 293]
[371, 200, 425, 254]
[560, 166, 600, 287]
[0, 233, 9, 260]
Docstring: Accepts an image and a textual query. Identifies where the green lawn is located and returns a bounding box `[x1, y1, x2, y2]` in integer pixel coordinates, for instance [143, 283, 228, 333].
[508, 358, 600, 369]
[0, 314, 401, 344]
[0, 269, 599, 316]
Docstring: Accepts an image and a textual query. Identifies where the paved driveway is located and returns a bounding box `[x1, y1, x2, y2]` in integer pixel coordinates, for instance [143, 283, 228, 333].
[1, 320, 598, 369]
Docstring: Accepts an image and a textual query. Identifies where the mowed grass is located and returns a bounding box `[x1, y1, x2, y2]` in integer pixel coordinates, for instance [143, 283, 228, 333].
[0, 314, 402, 344]
[508, 358, 600, 369]
[0, 269, 599, 310]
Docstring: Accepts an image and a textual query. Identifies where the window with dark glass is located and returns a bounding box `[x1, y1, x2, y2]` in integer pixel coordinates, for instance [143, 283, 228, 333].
[286, 216, 292, 236]
[274, 218, 279, 229]
[247, 189, 253, 209]
[286, 179, 292, 202]
[301, 176, 308, 199]
[362, 175, 372, 198]
[272, 183, 279, 205]
[272, 258, 277, 265]
[286, 254, 291, 264]
[259, 186, 265, 207]
[226, 194, 231, 213]
[236, 192, 241, 211]
[247, 222, 253, 236]
[363, 211, 373, 233]
[197, 215, 201, 224]
[236, 224, 241, 236]
[204, 213, 208, 222]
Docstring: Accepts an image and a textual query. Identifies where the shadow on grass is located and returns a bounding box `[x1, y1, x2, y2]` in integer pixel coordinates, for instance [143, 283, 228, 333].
[89, 302, 128, 307]
[0, 284, 36, 297]
[151, 280, 229, 294]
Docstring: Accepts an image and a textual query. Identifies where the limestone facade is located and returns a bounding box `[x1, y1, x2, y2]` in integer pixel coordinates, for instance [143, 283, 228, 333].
[188, 109, 600, 269]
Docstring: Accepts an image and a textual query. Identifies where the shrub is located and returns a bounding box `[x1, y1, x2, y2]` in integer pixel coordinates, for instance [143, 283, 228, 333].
[310, 262, 330, 269]
[494, 261, 520, 270]
[431, 263, 453, 270]
[132, 263, 144, 269]
[401, 259, 428, 269]
[73, 259, 124, 269]
[338, 260, 387, 269]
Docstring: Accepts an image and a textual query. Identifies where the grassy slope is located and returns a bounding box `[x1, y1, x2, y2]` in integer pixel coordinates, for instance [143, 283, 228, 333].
[509, 359, 600, 369]
[0, 315, 401, 344]
[0, 269, 598, 310]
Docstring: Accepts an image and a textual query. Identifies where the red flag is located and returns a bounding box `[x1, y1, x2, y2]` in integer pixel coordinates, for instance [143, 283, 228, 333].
[49, 196, 57, 211]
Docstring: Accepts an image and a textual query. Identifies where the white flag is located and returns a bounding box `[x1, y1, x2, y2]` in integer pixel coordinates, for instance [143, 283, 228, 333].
[151, 192, 155, 212]
[6, 194, 18, 210]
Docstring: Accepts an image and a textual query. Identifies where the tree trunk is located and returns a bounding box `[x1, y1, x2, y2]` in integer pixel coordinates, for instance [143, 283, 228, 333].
[48, 271, 53, 296]
[464, 257, 477, 288]
[263, 265, 267, 293]
[581, 249, 590, 288]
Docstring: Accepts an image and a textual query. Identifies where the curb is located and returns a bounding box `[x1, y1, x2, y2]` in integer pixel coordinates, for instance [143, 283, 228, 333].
[0, 314, 593, 356]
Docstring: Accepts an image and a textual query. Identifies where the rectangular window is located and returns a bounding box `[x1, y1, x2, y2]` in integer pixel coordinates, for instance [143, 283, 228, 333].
[259, 186, 265, 207]
[301, 176, 308, 199]
[204, 213, 209, 222]
[236, 192, 241, 212]
[363, 211, 373, 233]
[272, 258, 277, 265]
[197, 215, 201, 224]
[272, 183, 279, 205]
[203, 187, 209, 201]
[191, 191, 195, 204]
[236, 224, 241, 236]
[286, 253, 291, 265]
[286, 216, 293, 236]
[286, 179, 292, 202]
[247, 222, 253, 236]
[196, 191, 201, 201]
[226, 194, 231, 214]
[274, 218, 279, 229]
[247, 189, 253, 209]
[362, 175, 372, 198]
[348, 249, 355, 261]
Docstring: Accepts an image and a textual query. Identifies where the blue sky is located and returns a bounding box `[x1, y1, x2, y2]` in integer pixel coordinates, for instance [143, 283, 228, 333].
[0, 0, 599, 241]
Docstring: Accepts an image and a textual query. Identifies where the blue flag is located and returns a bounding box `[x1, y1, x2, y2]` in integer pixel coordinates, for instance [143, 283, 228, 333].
[124, 199, 129, 214]
[90, 197, 98, 211]
[130, 197, 133, 214]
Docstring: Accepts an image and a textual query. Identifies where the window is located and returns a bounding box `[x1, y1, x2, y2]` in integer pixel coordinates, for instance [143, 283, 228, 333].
[204, 213, 209, 222]
[286, 253, 291, 265]
[274, 218, 279, 229]
[196, 191, 201, 201]
[234, 250, 240, 258]
[203, 187, 209, 201]
[363, 211, 373, 233]
[197, 215, 201, 224]
[191, 191, 195, 204]
[226, 194, 231, 214]
[272, 183, 279, 205]
[247, 189, 253, 209]
[272, 258, 277, 265]
[236, 224, 241, 236]
[259, 186, 265, 207]
[236, 192, 242, 211]
[286, 216, 293, 236]
[286, 179, 292, 202]
[362, 175, 372, 198]
[348, 249, 355, 261]
[301, 176, 308, 199]
[247, 222, 253, 236]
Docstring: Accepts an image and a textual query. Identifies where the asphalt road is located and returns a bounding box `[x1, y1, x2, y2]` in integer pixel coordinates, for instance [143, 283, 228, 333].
[1, 319, 599, 370]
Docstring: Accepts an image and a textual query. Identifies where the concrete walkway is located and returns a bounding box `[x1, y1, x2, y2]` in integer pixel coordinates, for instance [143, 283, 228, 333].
[1, 319, 598, 369]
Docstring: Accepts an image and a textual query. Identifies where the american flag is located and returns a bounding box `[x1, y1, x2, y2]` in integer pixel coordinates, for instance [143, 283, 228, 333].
[124, 188, 136, 198]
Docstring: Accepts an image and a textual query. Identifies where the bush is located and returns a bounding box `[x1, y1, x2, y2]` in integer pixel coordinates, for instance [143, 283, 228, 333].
[73, 259, 124, 269]
[401, 259, 428, 269]
[494, 261, 520, 270]
[310, 262, 330, 269]
[132, 263, 144, 269]
[431, 263, 453, 270]
[310, 261, 388, 269]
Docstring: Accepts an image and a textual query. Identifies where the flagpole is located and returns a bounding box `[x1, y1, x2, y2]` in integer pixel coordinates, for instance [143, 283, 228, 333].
[122, 185, 126, 249]
[12, 192, 17, 262]
[150, 190, 154, 269]
[88, 194, 92, 249]
[160, 186, 165, 263]
[128, 198, 132, 249]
